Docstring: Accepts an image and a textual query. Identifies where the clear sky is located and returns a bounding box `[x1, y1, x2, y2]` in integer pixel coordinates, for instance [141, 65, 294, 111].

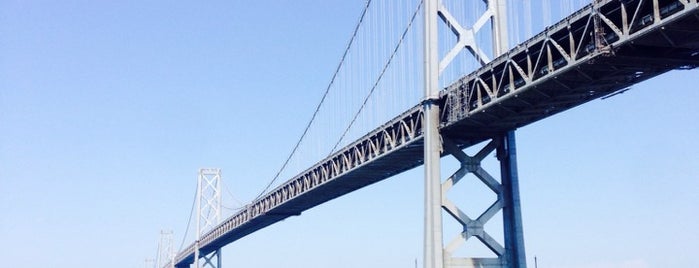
[1, 1, 698, 268]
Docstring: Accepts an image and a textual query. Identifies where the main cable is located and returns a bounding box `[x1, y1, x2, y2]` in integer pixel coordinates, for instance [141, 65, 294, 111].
[178, 185, 197, 251]
[250, 0, 374, 201]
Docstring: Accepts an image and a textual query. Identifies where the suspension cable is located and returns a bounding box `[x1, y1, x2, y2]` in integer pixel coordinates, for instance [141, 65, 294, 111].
[329, 0, 423, 153]
[250, 0, 374, 201]
[178, 185, 197, 251]
[221, 179, 243, 207]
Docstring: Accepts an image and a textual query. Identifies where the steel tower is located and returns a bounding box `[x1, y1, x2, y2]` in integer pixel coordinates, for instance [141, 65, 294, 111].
[423, 1, 526, 267]
[195, 168, 222, 268]
[157, 230, 175, 268]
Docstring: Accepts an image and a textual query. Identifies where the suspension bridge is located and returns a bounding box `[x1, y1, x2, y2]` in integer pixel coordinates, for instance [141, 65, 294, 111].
[151, 0, 699, 267]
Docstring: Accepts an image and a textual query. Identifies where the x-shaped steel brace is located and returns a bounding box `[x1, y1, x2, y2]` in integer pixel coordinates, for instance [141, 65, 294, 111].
[200, 250, 220, 268]
[199, 174, 221, 232]
[441, 137, 506, 261]
[438, 1, 494, 73]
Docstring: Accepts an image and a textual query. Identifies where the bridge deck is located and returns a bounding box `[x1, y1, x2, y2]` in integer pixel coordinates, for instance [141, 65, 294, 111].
[173, 0, 699, 266]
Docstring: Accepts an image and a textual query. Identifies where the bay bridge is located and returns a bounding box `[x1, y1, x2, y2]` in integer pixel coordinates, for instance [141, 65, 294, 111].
[151, 0, 699, 267]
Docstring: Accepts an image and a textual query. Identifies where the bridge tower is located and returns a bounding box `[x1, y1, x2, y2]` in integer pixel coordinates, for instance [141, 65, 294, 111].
[423, 0, 526, 267]
[157, 230, 175, 268]
[194, 168, 222, 268]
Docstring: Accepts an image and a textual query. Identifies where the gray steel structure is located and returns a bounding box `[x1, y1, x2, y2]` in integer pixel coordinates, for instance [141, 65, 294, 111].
[194, 168, 222, 268]
[172, 0, 699, 267]
[424, 0, 527, 266]
[156, 230, 174, 268]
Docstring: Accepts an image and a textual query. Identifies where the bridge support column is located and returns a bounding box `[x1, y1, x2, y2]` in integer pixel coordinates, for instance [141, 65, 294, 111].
[423, 0, 443, 267]
[500, 131, 527, 268]
[440, 132, 526, 268]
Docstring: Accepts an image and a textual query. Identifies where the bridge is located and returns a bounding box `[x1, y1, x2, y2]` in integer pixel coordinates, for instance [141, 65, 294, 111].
[153, 0, 699, 267]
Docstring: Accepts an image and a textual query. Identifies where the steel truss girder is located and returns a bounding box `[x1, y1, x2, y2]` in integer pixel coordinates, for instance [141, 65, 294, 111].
[443, 0, 699, 123]
[175, 108, 425, 266]
[440, 133, 525, 268]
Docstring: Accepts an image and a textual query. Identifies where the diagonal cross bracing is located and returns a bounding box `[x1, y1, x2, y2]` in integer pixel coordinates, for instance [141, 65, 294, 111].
[441, 137, 508, 266]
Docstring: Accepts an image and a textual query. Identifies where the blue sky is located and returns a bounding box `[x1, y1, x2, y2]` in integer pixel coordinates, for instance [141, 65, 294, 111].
[1, 1, 698, 268]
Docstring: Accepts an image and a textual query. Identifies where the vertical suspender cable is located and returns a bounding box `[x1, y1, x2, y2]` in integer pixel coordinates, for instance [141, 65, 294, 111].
[330, 0, 424, 154]
[251, 0, 373, 200]
[524, 0, 532, 40]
